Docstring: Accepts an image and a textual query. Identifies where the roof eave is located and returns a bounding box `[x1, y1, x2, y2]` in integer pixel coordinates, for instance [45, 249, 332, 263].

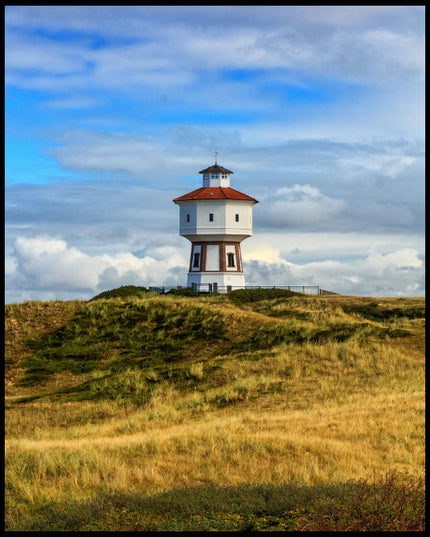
[198, 164, 234, 175]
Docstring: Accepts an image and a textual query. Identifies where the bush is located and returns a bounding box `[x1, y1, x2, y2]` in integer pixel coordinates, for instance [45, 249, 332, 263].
[166, 288, 211, 296]
[295, 471, 425, 531]
[228, 288, 298, 305]
[341, 302, 425, 321]
[89, 286, 148, 302]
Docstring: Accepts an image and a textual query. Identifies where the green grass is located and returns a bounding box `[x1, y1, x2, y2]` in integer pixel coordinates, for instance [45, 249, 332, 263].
[17, 297, 229, 390]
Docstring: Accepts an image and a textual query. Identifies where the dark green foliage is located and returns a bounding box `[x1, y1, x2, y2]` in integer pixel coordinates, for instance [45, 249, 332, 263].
[224, 321, 404, 355]
[265, 309, 311, 319]
[227, 288, 298, 304]
[88, 285, 148, 302]
[18, 299, 228, 390]
[244, 324, 306, 349]
[166, 287, 211, 296]
[12, 472, 424, 531]
[341, 302, 425, 321]
[19, 350, 102, 386]
[309, 325, 357, 343]
[294, 472, 425, 531]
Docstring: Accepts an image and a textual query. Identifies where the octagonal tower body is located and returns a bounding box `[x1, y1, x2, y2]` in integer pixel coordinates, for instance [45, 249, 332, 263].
[173, 164, 258, 292]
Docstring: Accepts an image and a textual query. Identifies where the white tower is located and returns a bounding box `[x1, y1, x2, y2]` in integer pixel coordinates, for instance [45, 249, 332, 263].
[173, 159, 258, 292]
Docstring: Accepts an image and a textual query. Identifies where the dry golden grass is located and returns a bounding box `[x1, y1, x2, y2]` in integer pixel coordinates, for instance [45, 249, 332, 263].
[4, 293, 425, 530]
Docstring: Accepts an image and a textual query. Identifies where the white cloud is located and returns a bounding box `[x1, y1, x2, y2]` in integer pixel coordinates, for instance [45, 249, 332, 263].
[48, 129, 209, 179]
[6, 235, 424, 302]
[366, 248, 423, 273]
[8, 236, 188, 298]
[5, 6, 424, 97]
[5, 32, 88, 75]
[337, 152, 416, 179]
[241, 242, 281, 263]
[244, 231, 424, 264]
[257, 184, 345, 230]
[362, 28, 424, 77]
[244, 247, 424, 297]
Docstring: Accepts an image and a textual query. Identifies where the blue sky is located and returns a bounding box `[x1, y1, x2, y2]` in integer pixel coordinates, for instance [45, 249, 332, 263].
[5, 5, 425, 302]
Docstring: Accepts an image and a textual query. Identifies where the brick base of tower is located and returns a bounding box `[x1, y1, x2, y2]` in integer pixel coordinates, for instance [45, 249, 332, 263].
[187, 271, 245, 292]
[187, 240, 245, 292]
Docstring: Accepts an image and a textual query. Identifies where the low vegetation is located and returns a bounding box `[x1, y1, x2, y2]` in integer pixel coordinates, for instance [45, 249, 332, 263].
[89, 285, 149, 302]
[5, 289, 425, 531]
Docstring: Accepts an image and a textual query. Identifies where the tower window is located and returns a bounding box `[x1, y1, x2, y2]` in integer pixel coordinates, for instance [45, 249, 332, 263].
[209, 213, 214, 222]
[211, 173, 219, 179]
[186, 214, 190, 222]
[235, 214, 239, 222]
[227, 253, 235, 267]
[193, 252, 200, 268]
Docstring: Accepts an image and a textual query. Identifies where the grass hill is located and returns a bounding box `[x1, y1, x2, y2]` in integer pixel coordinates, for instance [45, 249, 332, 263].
[5, 288, 425, 531]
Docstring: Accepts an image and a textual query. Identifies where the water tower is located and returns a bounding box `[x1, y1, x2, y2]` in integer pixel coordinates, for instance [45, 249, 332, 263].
[173, 157, 258, 292]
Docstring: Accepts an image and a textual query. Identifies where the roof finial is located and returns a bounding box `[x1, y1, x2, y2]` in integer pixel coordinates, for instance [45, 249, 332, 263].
[214, 151, 219, 165]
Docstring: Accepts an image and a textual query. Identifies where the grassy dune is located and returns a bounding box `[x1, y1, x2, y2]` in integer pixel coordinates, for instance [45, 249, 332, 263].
[4, 288, 425, 531]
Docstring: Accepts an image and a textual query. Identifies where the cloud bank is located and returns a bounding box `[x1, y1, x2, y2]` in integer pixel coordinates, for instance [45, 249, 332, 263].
[5, 6, 425, 301]
[6, 235, 424, 303]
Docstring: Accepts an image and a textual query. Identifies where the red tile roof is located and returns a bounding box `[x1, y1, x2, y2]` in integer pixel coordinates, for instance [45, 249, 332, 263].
[173, 187, 258, 202]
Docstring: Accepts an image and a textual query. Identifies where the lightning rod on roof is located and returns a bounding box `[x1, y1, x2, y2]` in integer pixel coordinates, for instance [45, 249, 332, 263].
[214, 151, 219, 165]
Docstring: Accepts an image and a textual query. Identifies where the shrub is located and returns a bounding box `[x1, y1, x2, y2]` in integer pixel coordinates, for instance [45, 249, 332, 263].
[341, 302, 425, 321]
[89, 286, 148, 302]
[295, 471, 425, 531]
[166, 288, 210, 296]
[228, 288, 298, 305]
[12, 473, 424, 531]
